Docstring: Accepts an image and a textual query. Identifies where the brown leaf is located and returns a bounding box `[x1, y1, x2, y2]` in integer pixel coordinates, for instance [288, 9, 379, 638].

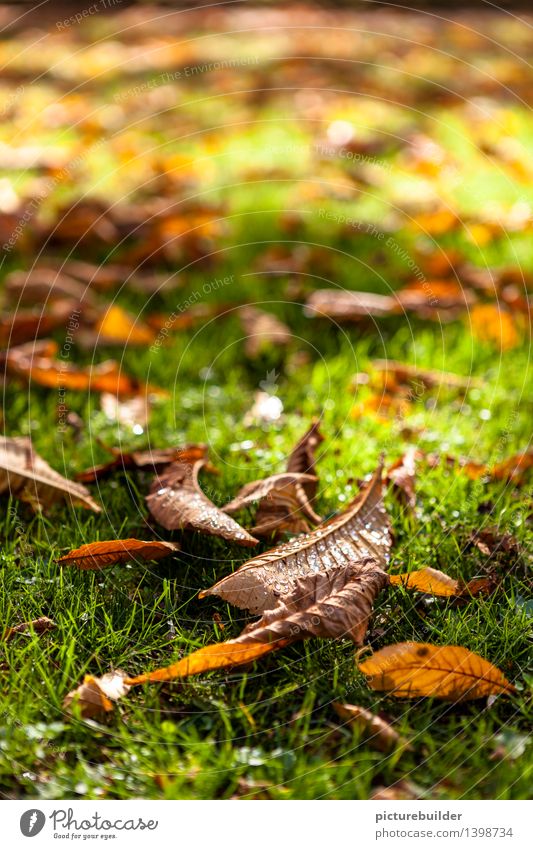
[224, 471, 320, 537]
[63, 670, 130, 719]
[100, 392, 150, 428]
[58, 539, 179, 570]
[126, 561, 388, 684]
[389, 567, 494, 598]
[3, 616, 56, 641]
[305, 289, 398, 321]
[333, 702, 411, 752]
[370, 359, 478, 391]
[75, 443, 206, 483]
[359, 642, 516, 701]
[469, 527, 522, 559]
[286, 419, 324, 503]
[4, 267, 96, 307]
[371, 780, 423, 800]
[147, 459, 258, 546]
[201, 463, 391, 613]
[239, 306, 292, 357]
[0, 436, 100, 513]
[386, 447, 419, 509]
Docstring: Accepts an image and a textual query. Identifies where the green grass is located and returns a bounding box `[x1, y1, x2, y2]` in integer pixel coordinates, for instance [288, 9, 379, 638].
[0, 9, 532, 800]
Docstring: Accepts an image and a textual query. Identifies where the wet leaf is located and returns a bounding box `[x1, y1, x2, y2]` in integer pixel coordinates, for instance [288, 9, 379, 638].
[333, 702, 411, 752]
[58, 539, 179, 570]
[224, 472, 320, 537]
[63, 670, 130, 719]
[127, 560, 388, 684]
[76, 443, 207, 482]
[359, 642, 516, 700]
[147, 458, 258, 546]
[201, 463, 391, 613]
[0, 436, 100, 513]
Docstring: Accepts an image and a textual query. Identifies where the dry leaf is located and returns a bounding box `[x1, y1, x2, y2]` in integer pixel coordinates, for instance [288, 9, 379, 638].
[239, 306, 292, 358]
[63, 670, 130, 719]
[147, 459, 258, 546]
[76, 443, 206, 482]
[224, 471, 320, 537]
[305, 289, 398, 321]
[0, 436, 100, 513]
[96, 305, 155, 346]
[333, 702, 411, 752]
[126, 560, 388, 684]
[201, 463, 391, 613]
[3, 616, 56, 641]
[370, 359, 477, 391]
[58, 538, 179, 570]
[386, 448, 419, 509]
[286, 419, 324, 503]
[389, 567, 494, 597]
[469, 304, 519, 350]
[4, 267, 95, 307]
[359, 642, 516, 700]
[100, 392, 150, 428]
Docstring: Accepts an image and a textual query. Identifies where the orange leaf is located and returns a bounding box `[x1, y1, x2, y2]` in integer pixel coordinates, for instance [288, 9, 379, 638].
[125, 641, 288, 685]
[389, 567, 493, 598]
[469, 304, 519, 350]
[96, 305, 155, 346]
[63, 671, 130, 719]
[58, 539, 179, 570]
[359, 642, 516, 701]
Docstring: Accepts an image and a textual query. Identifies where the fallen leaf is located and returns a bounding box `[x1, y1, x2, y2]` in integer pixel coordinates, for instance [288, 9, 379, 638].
[389, 567, 494, 597]
[96, 305, 155, 346]
[286, 419, 324, 502]
[239, 305, 292, 358]
[359, 642, 516, 700]
[4, 267, 96, 306]
[0, 436, 100, 513]
[370, 359, 478, 391]
[126, 560, 388, 684]
[386, 447, 419, 509]
[201, 463, 391, 613]
[224, 471, 320, 537]
[63, 670, 130, 719]
[3, 616, 56, 641]
[305, 289, 398, 321]
[58, 539, 179, 570]
[469, 526, 522, 559]
[100, 392, 150, 428]
[469, 304, 520, 350]
[147, 458, 258, 546]
[333, 702, 411, 752]
[75, 443, 207, 482]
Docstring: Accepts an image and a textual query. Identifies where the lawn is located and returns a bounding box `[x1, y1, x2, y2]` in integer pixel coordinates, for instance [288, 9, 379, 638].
[0, 4, 531, 800]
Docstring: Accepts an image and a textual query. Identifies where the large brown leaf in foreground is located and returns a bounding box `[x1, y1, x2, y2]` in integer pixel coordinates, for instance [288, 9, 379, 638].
[58, 539, 179, 570]
[126, 561, 388, 685]
[359, 642, 516, 701]
[147, 459, 258, 546]
[0, 436, 100, 513]
[201, 464, 391, 613]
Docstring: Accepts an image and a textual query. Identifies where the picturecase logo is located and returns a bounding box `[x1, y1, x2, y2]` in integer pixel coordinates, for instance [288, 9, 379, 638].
[20, 809, 46, 837]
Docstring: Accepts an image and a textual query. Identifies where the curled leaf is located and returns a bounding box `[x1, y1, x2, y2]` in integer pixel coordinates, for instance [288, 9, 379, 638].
[63, 670, 130, 719]
[147, 459, 258, 546]
[224, 472, 320, 537]
[0, 436, 100, 513]
[76, 443, 206, 483]
[359, 642, 516, 701]
[333, 702, 411, 752]
[58, 539, 179, 570]
[202, 463, 391, 613]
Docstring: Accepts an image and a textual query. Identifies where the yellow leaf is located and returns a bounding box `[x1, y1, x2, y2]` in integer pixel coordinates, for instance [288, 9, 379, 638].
[97, 305, 155, 345]
[359, 642, 516, 701]
[389, 567, 493, 598]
